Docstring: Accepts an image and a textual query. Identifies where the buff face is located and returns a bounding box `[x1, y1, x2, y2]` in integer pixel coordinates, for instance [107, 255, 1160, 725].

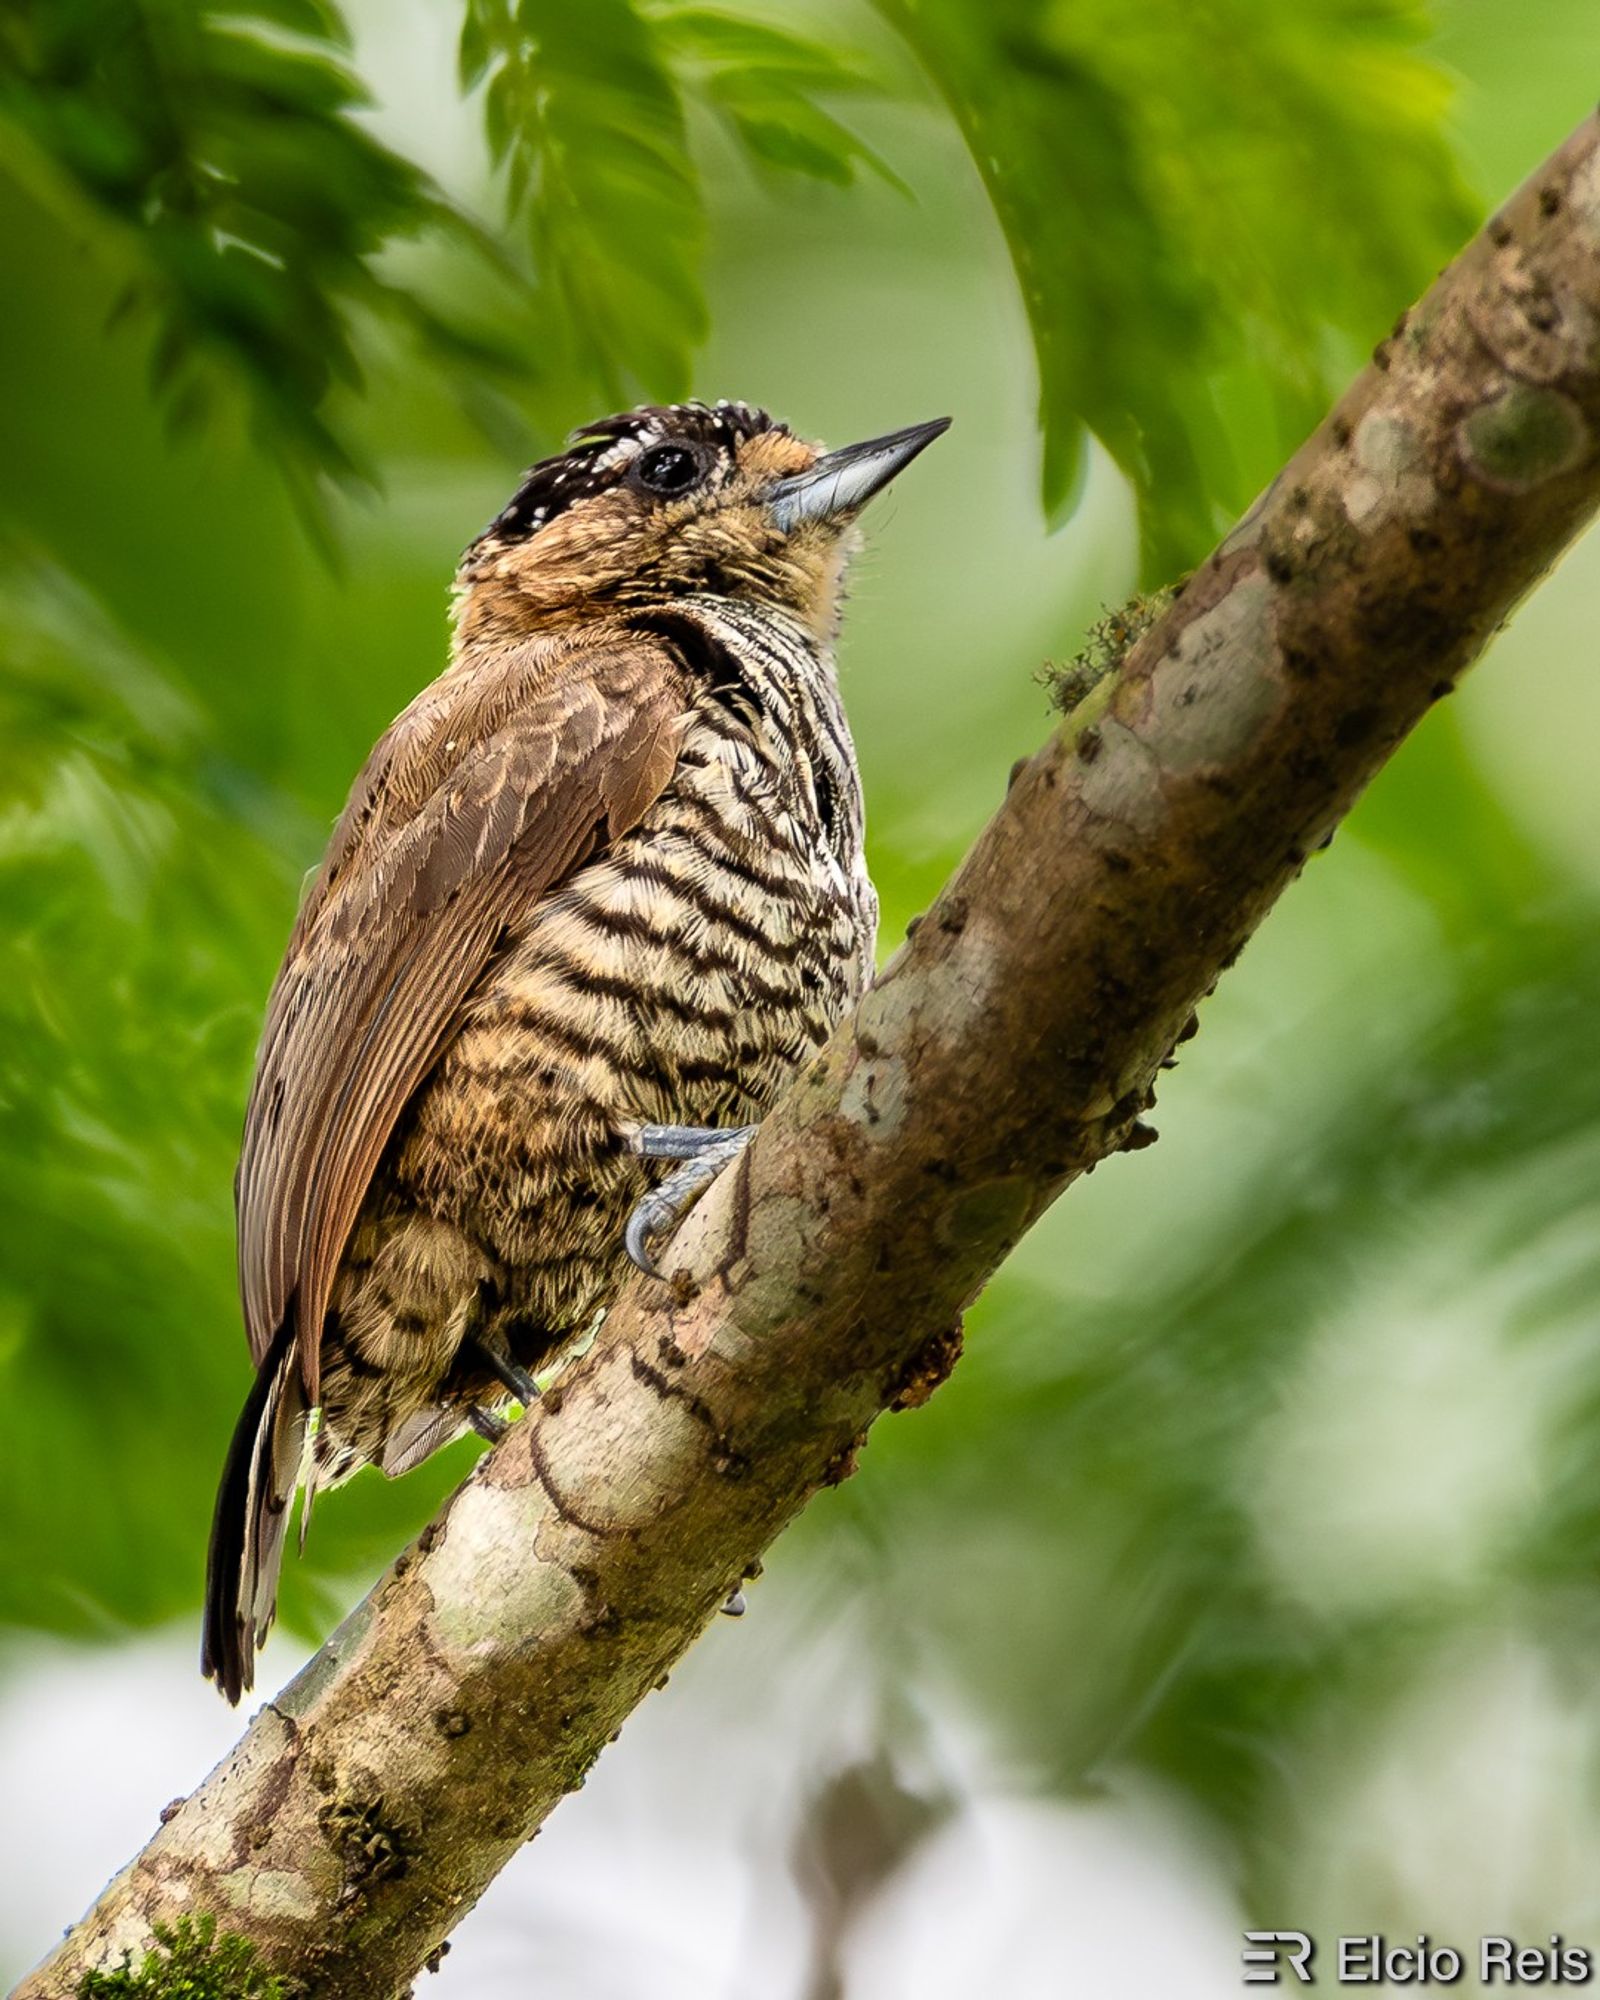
[454, 402, 947, 643]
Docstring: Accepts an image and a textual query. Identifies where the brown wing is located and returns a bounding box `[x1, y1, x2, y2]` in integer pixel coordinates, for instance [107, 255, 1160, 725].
[236, 634, 688, 1402]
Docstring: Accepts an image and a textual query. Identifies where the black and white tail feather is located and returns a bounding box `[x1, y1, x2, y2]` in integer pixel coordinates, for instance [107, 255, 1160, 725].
[201, 1319, 308, 1705]
[202, 1326, 469, 1701]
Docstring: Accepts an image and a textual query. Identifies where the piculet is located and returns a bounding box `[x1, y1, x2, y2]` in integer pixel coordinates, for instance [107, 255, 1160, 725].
[202, 400, 949, 1702]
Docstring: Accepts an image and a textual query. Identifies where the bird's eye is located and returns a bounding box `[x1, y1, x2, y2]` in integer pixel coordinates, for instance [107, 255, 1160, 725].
[635, 443, 704, 497]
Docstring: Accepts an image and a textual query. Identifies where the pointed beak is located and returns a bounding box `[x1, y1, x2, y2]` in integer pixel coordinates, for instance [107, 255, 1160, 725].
[768, 416, 951, 532]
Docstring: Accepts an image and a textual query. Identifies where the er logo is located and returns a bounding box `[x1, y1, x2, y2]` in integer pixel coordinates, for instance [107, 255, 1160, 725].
[1243, 1931, 1315, 1984]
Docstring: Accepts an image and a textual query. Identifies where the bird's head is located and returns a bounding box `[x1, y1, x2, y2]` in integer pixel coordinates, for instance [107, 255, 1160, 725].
[452, 401, 948, 650]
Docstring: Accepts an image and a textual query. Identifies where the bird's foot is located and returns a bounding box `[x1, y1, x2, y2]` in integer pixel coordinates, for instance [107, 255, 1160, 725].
[624, 1124, 758, 1276]
[466, 1335, 541, 1409]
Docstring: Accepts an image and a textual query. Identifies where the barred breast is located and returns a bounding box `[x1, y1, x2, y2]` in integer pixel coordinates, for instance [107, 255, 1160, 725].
[313, 605, 876, 1480]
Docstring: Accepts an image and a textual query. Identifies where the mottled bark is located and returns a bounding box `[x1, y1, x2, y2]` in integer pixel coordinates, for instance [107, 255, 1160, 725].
[20, 113, 1600, 2000]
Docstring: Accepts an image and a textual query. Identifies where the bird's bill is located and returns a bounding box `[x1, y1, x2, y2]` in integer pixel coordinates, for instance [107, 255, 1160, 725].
[767, 417, 951, 532]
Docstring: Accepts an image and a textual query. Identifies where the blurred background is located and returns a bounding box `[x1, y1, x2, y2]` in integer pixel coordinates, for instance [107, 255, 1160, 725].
[4, 0, 1600, 1991]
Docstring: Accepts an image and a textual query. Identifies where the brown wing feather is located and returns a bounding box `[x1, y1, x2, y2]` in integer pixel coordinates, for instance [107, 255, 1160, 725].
[235, 634, 688, 1400]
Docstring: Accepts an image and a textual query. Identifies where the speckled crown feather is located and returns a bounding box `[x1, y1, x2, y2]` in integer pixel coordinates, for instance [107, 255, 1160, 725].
[481, 400, 777, 544]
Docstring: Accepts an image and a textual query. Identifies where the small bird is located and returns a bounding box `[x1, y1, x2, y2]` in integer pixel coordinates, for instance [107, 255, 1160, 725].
[201, 399, 949, 1701]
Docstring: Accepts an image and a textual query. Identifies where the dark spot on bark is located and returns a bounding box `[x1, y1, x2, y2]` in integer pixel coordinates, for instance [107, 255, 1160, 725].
[542, 1385, 565, 1415]
[1408, 526, 1442, 554]
[320, 1797, 413, 1889]
[418, 1522, 442, 1555]
[1120, 1122, 1159, 1152]
[856, 1029, 880, 1058]
[1372, 339, 1393, 371]
[436, 1709, 472, 1738]
[890, 1321, 965, 1411]
[1488, 213, 1512, 244]
[159, 1798, 184, 1824]
[1007, 756, 1030, 791]
[1177, 1012, 1200, 1043]
[1108, 1089, 1143, 1127]
[1431, 680, 1456, 702]
[1266, 549, 1295, 584]
[1540, 183, 1562, 216]
[1331, 416, 1352, 447]
[938, 898, 968, 935]
[822, 1428, 870, 1486]
[1077, 725, 1102, 763]
[1103, 850, 1131, 873]
[1335, 706, 1379, 747]
[1460, 381, 1588, 491]
[904, 913, 923, 939]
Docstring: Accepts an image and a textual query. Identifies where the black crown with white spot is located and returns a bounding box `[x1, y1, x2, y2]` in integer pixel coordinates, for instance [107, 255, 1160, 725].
[479, 400, 777, 545]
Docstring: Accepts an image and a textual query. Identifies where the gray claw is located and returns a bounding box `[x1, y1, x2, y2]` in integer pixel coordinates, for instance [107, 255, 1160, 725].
[623, 1125, 758, 1278]
[624, 1199, 667, 1278]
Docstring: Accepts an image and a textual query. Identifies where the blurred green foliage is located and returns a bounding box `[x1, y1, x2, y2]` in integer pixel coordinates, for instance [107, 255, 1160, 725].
[461, 0, 896, 405]
[877, 0, 1477, 574]
[5, 0, 1600, 1960]
[0, 0, 512, 524]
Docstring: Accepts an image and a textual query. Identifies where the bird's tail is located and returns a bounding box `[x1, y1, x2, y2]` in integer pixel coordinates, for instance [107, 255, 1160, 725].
[202, 1318, 308, 1704]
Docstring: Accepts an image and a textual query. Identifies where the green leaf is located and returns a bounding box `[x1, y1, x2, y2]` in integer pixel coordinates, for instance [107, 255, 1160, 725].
[463, 0, 707, 403]
[654, 6, 902, 189]
[0, 0, 507, 530]
[221, 0, 352, 49]
[874, 0, 1476, 577]
[459, 0, 901, 407]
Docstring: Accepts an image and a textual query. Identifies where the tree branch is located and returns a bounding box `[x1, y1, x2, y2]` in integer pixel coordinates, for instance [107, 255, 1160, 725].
[22, 112, 1600, 2000]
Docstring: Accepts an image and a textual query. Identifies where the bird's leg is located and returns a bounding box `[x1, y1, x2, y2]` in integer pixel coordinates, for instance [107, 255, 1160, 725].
[468, 1404, 511, 1444]
[465, 1334, 541, 1409]
[624, 1123, 759, 1276]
